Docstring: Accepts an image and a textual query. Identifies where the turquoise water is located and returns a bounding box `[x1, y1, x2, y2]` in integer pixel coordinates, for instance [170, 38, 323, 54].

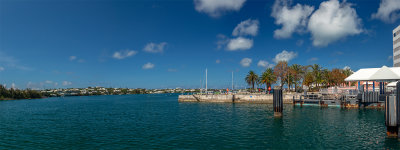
[0, 94, 399, 149]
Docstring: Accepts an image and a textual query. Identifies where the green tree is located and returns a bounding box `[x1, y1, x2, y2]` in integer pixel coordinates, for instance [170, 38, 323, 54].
[274, 61, 288, 88]
[245, 70, 259, 92]
[260, 68, 277, 91]
[289, 64, 304, 92]
[311, 64, 323, 90]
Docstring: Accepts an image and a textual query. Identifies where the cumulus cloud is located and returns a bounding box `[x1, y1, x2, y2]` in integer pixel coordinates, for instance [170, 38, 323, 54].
[194, 0, 246, 17]
[227, 37, 253, 51]
[273, 50, 298, 63]
[142, 62, 155, 70]
[240, 58, 252, 67]
[271, 0, 314, 39]
[232, 19, 259, 36]
[372, 0, 400, 23]
[143, 42, 167, 53]
[113, 50, 138, 59]
[308, 0, 363, 47]
[62, 81, 72, 86]
[257, 60, 274, 68]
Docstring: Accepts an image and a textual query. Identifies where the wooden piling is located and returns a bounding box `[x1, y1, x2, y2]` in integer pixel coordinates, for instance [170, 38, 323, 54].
[385, 82, 400, 137]
[273, 88, 283, 117]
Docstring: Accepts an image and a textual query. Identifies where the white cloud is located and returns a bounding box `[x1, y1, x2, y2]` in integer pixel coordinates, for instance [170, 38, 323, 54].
[143, 42, 167, 53]
[44, 80, 53, 84]
[26, 81, 41, 90]
[194, 0, 246, 17]
[257, 60, 274, 68]
[271, 0, 314, 39]
[372, 0, 400, 23]
[142, 62, 155, 70]
[69, 56, 77, 61]
[167, 68, 177, 72]
[11, 83, 16, 89]
[0, 52, 32, 71]
[227, 37, 253, 51]
[62, 81, 72, 86]
[69, 56, 84, 63]
[216, 59, 221, 64]
[216, 34, 230, 49]
[240, 58, 252, 67]
[232, 19, 259, 36]
[0, 67, 4, 71]
[308, 0, 363, 47]
[273, 50, 298, 63]
[307, 57, 319, 62]
[343, 66, 351, 70]
[113, 50, 138, 59]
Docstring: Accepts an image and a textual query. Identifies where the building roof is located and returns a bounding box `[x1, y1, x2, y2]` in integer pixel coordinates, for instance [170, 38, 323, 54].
[345, 66, 400, 81]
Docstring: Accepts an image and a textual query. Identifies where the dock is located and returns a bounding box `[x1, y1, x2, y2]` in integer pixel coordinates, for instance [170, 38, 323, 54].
[178, 94, 295, 104]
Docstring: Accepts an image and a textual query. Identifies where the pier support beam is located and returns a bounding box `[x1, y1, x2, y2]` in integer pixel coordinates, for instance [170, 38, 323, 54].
[273, 88, 283, 117]
[385, 82, 400, 137]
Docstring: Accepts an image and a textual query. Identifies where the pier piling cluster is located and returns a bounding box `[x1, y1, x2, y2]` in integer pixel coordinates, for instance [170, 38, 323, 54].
[385, 82, 400, 137]
[273, 88, 283, 117]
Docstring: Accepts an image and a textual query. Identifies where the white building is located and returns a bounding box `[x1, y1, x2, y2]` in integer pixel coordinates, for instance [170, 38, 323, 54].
[393, 25, 400, 67]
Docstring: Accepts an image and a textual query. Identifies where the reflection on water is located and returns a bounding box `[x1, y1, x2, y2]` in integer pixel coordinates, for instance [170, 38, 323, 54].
[0, 94, 398, 149]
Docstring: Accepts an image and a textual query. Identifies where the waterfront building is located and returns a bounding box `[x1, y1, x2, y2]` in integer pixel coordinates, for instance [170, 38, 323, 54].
[393, 25, 400, 67]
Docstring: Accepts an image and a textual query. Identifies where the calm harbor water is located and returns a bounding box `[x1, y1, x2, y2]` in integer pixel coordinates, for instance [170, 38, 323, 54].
[0, 94, 399, 149]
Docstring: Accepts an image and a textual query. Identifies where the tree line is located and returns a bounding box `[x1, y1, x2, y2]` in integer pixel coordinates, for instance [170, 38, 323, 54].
[245, 61, 353, 92]
[0, 85, 44, 100]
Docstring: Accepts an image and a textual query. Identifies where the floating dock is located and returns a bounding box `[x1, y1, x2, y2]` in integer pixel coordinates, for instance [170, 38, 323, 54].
[178, 94, 295, 104]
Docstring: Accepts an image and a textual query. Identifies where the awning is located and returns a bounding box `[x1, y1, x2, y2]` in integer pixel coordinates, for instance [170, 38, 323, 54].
[387, 81, 398, 87]
[345, 66, 400, 82]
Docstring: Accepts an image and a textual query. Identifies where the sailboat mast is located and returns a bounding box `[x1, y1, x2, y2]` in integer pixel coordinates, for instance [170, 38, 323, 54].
[232, 71, 233, 90]
[206, 68, 208, 93]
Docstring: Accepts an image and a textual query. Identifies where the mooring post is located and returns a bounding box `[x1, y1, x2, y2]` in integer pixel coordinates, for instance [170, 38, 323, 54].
[385, 82, 400, 137]
[273, 88, 283, 117]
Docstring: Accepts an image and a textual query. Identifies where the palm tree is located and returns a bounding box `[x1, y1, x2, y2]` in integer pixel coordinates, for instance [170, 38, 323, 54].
[311, 64, 322, 90]
[342, 68, 353, 77]
[289, 64, 304, 92]
[321, 69, 330, 88]
[260, 68, 277, 92]
[245, 70, 259, 92]
[284, 74, 294, 91]
[342, 68, 353, 86]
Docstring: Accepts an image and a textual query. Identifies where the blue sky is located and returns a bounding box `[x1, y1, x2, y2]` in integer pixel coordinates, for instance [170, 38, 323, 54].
[0, 0, 400, 89]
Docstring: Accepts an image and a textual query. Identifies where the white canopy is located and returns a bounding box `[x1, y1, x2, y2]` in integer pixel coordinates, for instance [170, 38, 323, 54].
[387, 81, 398, 87]
[345, 66, 400, 81]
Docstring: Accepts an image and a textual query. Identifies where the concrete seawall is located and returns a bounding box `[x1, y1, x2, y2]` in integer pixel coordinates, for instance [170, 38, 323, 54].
[178, 94, 295, 104]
